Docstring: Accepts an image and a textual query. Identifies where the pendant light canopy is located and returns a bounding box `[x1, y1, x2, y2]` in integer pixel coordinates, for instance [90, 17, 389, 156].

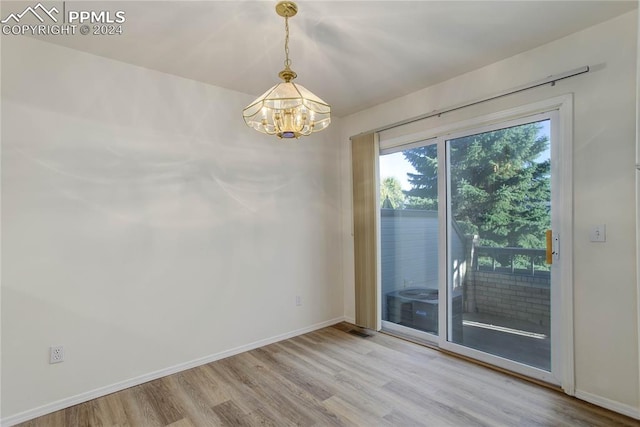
[242, 1, 331, 139]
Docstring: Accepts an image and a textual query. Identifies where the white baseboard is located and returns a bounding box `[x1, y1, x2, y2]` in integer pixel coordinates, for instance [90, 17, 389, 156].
[1, 317, 347, 427]
[343, 316, 356, 324]
[575, 389, 640, 420]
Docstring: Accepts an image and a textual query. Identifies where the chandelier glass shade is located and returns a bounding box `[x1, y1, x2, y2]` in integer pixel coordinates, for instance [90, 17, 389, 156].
[242, 1, 331, 139]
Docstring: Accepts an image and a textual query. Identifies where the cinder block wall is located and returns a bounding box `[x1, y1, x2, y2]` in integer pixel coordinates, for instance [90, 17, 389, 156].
[469, 271, 550, 327]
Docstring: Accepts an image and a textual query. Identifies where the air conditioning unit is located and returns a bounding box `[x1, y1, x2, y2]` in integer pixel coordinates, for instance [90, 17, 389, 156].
[386, 288, 463, 340]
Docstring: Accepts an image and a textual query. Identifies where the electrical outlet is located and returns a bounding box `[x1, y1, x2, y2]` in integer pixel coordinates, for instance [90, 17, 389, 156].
[295, 295, 302, 306]
[50, 346, 64, 364]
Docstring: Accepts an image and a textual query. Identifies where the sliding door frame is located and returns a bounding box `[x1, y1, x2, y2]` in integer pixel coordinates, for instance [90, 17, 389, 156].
[439, 110, 560, 385]
[380, 137, 441, 345]
[377, 95, 574, 394]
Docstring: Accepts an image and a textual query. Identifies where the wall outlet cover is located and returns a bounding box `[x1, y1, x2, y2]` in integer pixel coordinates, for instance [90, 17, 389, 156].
[50, 346, 64, 364]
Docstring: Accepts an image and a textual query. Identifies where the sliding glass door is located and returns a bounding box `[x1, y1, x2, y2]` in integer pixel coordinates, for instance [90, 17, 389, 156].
[379, 141, 440, 341]
[379, 110, 563, 384]
[444, 115, 557, 381]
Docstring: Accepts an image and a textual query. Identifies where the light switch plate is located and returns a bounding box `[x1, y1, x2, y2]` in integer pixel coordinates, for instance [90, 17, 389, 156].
[590, 224, 606, 242]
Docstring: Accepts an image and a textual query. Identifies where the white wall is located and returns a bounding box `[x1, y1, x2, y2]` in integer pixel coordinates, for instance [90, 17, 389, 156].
[341, 10, 639, 415]
[1, 36, 344, 422]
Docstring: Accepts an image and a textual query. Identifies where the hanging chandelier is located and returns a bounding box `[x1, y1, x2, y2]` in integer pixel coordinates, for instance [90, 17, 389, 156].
[242, 1, 331, 139]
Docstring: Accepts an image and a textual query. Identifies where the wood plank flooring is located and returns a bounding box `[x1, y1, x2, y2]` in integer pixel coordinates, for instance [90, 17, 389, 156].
[17, 323, 640, 426]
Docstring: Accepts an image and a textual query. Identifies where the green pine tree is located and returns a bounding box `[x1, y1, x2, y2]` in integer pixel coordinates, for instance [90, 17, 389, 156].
[403, 123, 550, 249]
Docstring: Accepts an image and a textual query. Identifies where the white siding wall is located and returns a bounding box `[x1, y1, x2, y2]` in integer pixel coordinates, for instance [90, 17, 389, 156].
[380, 210, 439, 293]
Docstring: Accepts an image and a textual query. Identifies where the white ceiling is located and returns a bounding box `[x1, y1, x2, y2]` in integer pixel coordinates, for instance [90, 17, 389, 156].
[32, 1, 637, 117]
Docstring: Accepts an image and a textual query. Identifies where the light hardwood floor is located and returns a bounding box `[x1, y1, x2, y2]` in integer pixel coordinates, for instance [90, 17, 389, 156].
[18, 323, 640, 426]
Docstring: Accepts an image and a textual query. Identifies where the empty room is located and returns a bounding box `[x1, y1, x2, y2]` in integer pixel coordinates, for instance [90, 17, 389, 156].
[2, 0, 640, 425]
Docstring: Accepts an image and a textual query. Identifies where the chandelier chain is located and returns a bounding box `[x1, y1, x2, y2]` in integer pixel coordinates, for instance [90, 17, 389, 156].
[284, 16, 291, 68]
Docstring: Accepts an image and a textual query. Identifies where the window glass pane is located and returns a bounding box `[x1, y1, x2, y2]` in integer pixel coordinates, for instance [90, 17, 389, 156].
[447, 119, 551, 371]
[380, 144, 439, 335]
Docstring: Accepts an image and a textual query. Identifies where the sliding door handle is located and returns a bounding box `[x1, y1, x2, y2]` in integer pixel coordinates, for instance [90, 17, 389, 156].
[546, 229, 559, 264]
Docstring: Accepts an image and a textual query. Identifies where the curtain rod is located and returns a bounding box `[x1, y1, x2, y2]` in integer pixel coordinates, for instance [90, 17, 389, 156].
[352, 65, 590, 138]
